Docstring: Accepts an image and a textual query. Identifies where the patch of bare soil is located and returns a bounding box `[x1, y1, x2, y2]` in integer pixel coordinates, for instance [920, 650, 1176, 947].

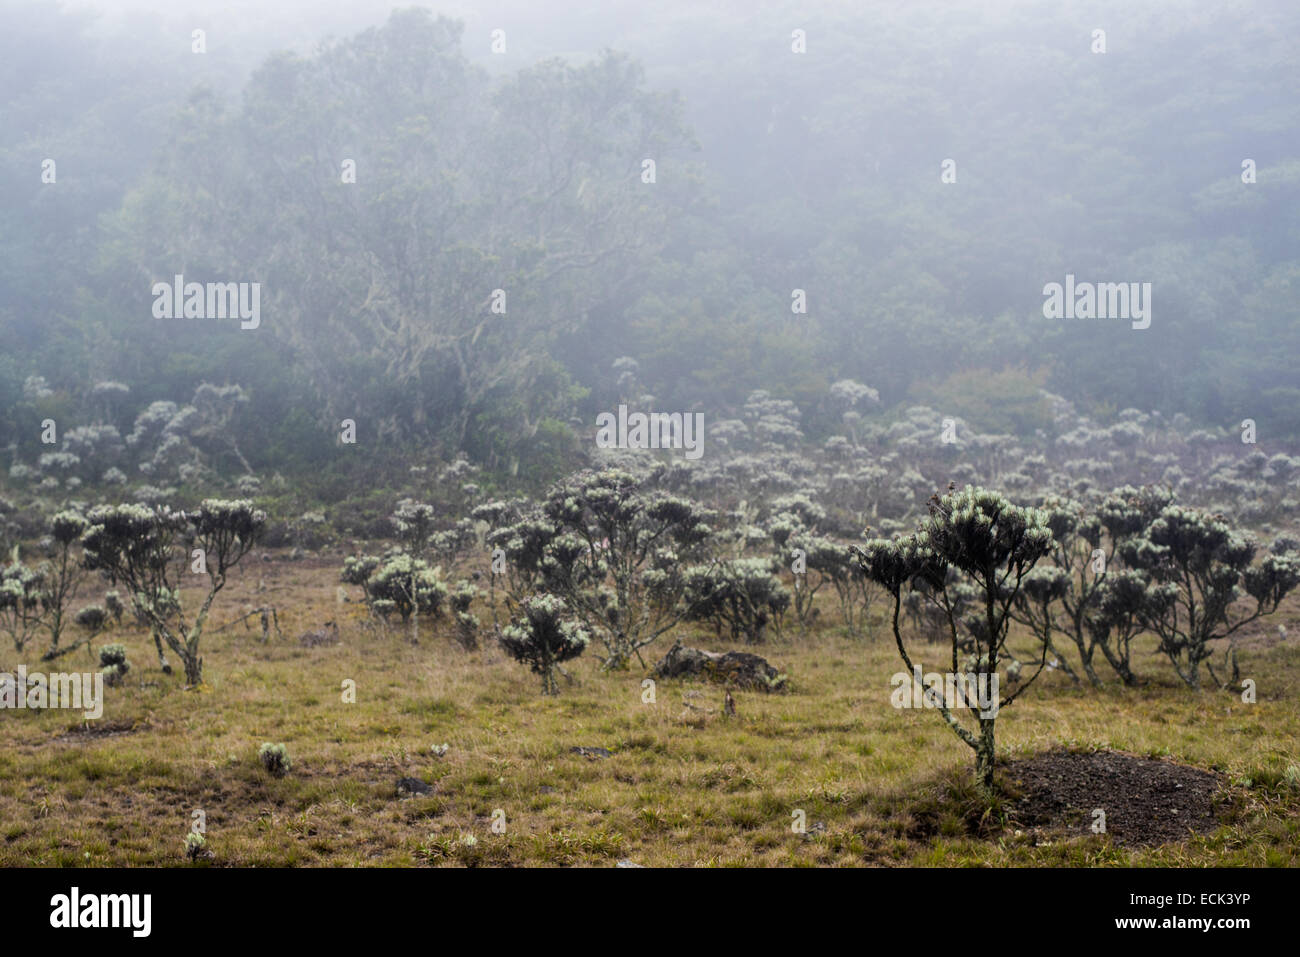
[1003, 749, 1225, 847]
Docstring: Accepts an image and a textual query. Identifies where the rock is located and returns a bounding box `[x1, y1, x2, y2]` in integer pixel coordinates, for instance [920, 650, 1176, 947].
[570, 746, 612, 760]
[616, 860, 644, 868]
[652, 639, 786, 692]
[396, 777, 433, 797]
[299, 622, 340, 647]
[539, 785, 557, 795]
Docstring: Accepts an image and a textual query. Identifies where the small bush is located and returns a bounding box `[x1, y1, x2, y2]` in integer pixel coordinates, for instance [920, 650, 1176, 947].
[184, 832, 210, 862]
[98, 643, 131, 686]
[258, 742, 291, 777]
[450, 580, 479, 650]
[498, 594, 589, 694]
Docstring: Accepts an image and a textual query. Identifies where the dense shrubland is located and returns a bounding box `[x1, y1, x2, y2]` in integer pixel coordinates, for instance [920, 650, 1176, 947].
[5, 373, 1297, 709]
[7, 373, 1300, 698]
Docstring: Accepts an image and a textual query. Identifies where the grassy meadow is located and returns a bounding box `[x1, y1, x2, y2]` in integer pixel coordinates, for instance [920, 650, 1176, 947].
[2, 549, 1297, 868]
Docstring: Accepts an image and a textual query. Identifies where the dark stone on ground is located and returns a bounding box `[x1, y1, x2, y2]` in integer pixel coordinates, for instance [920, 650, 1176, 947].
[652, 640, 786, 692]
[396, 777, 434, 796]
[570, 746, 612, 759]
[299, 622, 340, 647]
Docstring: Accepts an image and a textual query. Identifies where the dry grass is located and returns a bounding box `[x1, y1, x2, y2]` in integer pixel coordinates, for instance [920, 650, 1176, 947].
[2, 550, 1298, 867]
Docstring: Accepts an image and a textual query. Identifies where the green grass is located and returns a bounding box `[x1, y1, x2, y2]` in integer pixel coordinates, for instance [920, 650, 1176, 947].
[1, 552, 1297, 867]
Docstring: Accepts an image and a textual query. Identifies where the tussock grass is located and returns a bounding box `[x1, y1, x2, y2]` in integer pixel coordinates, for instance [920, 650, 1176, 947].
[1, 552, 1297, 867]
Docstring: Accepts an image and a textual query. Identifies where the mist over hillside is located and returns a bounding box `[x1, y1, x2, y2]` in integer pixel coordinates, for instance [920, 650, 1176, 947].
[4, 0, 1298, 494]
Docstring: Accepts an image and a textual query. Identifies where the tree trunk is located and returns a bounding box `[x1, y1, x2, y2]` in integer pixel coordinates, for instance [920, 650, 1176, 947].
[153, 627, 172, 674]
[975, 720, 996, 792]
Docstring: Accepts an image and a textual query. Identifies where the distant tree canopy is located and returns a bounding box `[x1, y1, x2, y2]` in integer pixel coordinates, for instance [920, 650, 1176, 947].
[100, 9, 696, 468]
[2, 1, 1299, 480]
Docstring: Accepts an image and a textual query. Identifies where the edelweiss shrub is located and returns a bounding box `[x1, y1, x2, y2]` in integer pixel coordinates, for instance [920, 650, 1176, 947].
[477, 499, 565, 618]
[37, 509, 89, 659]
[1009, 564, 1072, 676]
[1115, 504, 1300, 688]
[853, 486, 1055, 792]
[1086, 569, 1154, 686]
[449, 580, 479, 650]
[498, 593, 590, 695]
[184, 831, 209, 862]
[99, 642, 130, 686]
[341, 554, 382, 590]
[258, 742, 291, 777]
[797, 535, 874, 635]
[683, 558, 789, 644]
[60, 425, 125, 481]
[392, 500, 438, 558]
[104, 590, 125, 625]
[364, 555, 448, 625]
[1043, 485, 1179, 686]
[0, 561, 46, 651]
[541, 469, 714, 669]
[80, 499, 264, 684]
[75, 604, 108, 634]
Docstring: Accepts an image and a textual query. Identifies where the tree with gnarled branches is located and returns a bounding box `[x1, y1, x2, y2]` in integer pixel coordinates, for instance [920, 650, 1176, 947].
[80, 500, 264, 685]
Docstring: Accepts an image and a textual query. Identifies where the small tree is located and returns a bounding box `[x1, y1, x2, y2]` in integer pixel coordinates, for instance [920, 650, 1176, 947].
[1006, 499, 1102, 684]
[804, 536, 874, 636]
[477, 500, 562, 621]
[542, 470, 713, 669]
[852, 487, 1055, 792]
[81, 500, 265, 685]
[361, 553, 448, 642]
[683, 557, 789, 644]
[1086, 485, 1179, 685]
[391, 501, 438, 559]
[1085, 569, 1157, 686]
[498, 594, 590, 694]
[38, 510, 89, 659]
[1117, 505, 1300, 689]
[0, 559, 46, 652]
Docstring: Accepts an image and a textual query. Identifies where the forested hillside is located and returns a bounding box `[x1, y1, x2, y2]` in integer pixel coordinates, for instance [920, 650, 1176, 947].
[4, 0, 1298, 495]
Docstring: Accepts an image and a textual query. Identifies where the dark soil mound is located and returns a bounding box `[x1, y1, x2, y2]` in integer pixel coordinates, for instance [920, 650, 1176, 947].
[1004, 749, 1224, 847]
